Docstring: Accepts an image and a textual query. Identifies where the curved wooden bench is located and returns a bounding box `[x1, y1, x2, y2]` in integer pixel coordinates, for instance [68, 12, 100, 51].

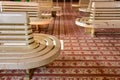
[72, 0, 90, 11]
[0, 1, 54, 32]
[76, 17, 90, 26]
[29, 17, 53, 32]
[75, 17, 92, 33]
[30, 0, 62, 17]
[79, 0, 114, 13]
[0, 34, 60, 69]
[76, 2, 120, 37]
[0, 1, 39, 18]
[0, 12, 61, 80]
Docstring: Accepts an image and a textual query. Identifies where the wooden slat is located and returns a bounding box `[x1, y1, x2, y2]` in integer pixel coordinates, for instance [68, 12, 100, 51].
[0, 12, 28, 24]
[76, 2, 120, 37]
[0, 1, 39, 18]
[72, 0, 90, 10]
[79, 0, 114, 13]
[0, 26, 29, 29]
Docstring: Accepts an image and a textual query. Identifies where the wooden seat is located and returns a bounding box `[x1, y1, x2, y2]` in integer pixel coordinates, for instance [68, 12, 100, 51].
[79, 0, 114, 15]
[0, 12, 61, 80]
[76, 17, 91, 26]
[76, 0, 115, 27]
[76, 2, 120, 37]
[72, 0, 90, 11]
[29, 17, 53, 32]
[30, 0, 62, 17]
[0, 1, 53, 32]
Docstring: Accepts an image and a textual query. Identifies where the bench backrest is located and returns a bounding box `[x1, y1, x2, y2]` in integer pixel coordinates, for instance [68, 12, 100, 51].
[76, 0, 90, 8]
[30, 0, 53, 8]
[0, 12, 34, 46]
[0, 12, 28, 25]
[31, 0, 54, 12]
[79, 0, 90, 5]
[30, 0, 53, 7]
[87, 0, 114, 10]
[88, 2, 120, 28]
[0, 1, 39, 18]
[91, 2, 120, 21]
[30, 0, 61, 18]
[39, 0, 53, 7]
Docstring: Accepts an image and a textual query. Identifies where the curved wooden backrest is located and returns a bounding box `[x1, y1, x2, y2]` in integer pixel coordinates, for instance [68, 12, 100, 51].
[30, 0, 61, 18]
[30, 0, 53, 9]
[91, 2, 120, 21]
[78, 0, 114, 12]
[72, 0, 90, 9]
[79, 0, 90, 5]
[0, 1, 39, 18]
[87, 0, 115, 10]
[76, 1, 120, 37]
[0, 12, 33, 46]
[0, 12, 28, 24]
[39, 0, 53, 7]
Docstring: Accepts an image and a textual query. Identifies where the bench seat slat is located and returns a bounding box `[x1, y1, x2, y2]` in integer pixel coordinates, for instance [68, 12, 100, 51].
[2, 1, 38, 6]
[94, 17, 120, 20]
[0, 34, 59, 59]
[0, 30, 32, 34]
[0, 26, 29, 29]
[0, 39, 34, 43]
[1, 1, 39, 18]
[0, 35, 33, 39]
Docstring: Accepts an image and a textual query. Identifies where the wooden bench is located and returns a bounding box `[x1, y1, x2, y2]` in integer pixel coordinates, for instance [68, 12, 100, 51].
[72, 0, 90, 11]
[76, 0, 115, 23]
[0, 1, 53, 32]
[0, 12, 61, 80]
[76, 2, 120, 37]
[30, 0, 62, 17]
[29, 17, 53, 32]
[79, 0, 114, 13]
[0, 1, 39, 18]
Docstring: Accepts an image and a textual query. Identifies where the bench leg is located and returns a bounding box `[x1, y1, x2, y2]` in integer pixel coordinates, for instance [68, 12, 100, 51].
[84, 27, 95, 37]
[30, 25, 36, 33]
[38, 25, 49, 33]
[24, 69, 35, 80]
[85, 27, 92, 34]
[91, 28, 95, 37]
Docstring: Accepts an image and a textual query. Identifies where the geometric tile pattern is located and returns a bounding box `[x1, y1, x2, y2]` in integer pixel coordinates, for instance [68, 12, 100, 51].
[0, 36, 120, 80]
